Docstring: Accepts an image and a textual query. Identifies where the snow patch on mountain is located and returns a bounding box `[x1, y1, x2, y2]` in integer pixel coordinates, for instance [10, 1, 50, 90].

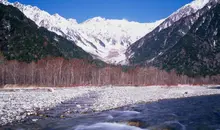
[1, 0, 212, 64]
[0, 0, 8, 5]
[127, 0, 214, 62]
[0, 0, 164, 64]
[158, 0, 211, 31]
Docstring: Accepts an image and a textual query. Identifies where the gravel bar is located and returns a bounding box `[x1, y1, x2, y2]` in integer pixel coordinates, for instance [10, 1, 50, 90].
[1, 86, 220, 126]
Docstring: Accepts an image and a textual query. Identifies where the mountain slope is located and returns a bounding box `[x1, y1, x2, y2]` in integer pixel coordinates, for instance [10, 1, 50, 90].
[157, 0, 210, 31]
[128, 0, 220, 76]
[0, 3, 92, 62]
[1, 0, 164, 64]
[154, 2, 220, 76]
[126, 0, 212, 64]
[127, 0, 216, 64]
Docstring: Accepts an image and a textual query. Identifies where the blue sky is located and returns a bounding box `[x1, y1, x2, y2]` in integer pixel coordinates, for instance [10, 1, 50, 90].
[9, 0, 193, 23]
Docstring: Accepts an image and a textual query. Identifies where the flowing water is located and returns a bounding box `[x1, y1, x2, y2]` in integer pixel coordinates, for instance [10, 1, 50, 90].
[2, 94, 220, 130]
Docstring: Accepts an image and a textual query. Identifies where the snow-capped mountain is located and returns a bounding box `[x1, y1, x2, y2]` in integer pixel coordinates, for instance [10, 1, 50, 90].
[158, 0, 211, 31]
[126, 0, 220, 76]
[147, 1, 220, 76]
[78, 17, 164, 64]
[0, 0, 215, 64]
[0, 0, 164, 64]
[127, 0, 216, 61]
[0, 3, 93, 63]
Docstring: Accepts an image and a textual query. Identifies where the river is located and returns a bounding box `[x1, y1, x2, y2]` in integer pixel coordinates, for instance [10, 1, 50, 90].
[2, 94, 220, 130]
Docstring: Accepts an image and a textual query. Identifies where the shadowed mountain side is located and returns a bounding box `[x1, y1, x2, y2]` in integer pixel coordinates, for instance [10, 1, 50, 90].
[0, 3, 93, 62]
[128, 1, 220, 77]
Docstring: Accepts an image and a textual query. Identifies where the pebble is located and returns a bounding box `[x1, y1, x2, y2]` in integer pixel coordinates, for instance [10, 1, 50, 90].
[32, 119, 38, 122]
[0, 87, 96, 126]
[76, 104, 82, 109]
[48, 88, 55, 92]
[1, 86, 220, 126]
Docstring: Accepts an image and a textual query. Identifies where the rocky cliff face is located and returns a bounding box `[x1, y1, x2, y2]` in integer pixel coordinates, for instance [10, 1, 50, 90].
[127, 0, 215, 63]
[154, 2, 220, 76]
[128, 0, 220, 76]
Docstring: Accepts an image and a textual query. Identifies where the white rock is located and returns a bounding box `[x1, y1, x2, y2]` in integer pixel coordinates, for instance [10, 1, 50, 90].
[1, 86, 220, 126]
[48, 88, 55, 92]
[76, 105, 81, 109]
[32, 119, 38, 122]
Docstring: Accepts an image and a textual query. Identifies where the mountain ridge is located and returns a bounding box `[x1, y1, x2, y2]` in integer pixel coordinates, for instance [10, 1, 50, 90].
[1, 0, 165, 64]
[127, 0, 216, 63]
[127, 0, 220, 76]
[0, 3, 93, 62]
[0, 0, 216, 66]
[153, 1, 220, 76]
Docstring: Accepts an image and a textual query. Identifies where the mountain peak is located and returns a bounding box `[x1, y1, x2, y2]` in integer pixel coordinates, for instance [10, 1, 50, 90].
[186, 0, 210, 10]
[84, 17, 106, 23]
[13, 1, 23, 7]
[52, 13, 65, 20]
[68, 18, 78, 24]
[2, 0, 165, 64]
[53, 13, 61, 17]
[156, 0, 212, 31]
[0, 0, 9, 5]
[171, 0, 210, 18]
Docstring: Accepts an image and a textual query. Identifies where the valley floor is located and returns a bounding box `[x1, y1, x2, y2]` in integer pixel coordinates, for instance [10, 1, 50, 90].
[1, 85, 220, 126]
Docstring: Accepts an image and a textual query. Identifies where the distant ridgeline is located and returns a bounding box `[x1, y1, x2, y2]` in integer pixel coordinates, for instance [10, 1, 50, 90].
[0, 3, 220, 86]
[0, 4, 92, 62]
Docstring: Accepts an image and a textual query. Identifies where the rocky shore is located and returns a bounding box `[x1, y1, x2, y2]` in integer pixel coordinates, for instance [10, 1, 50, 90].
[1, 86, 220, 126]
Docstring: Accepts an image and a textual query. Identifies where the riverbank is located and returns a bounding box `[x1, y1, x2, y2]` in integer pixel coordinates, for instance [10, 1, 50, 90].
[1, 85, 220, 126]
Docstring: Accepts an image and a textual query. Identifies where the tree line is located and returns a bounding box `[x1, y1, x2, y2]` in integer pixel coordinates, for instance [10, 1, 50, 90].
[0, 57, 220, 87]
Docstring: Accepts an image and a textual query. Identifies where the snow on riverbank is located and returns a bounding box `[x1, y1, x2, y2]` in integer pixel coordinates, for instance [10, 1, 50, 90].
[1, 86, 220, 126]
